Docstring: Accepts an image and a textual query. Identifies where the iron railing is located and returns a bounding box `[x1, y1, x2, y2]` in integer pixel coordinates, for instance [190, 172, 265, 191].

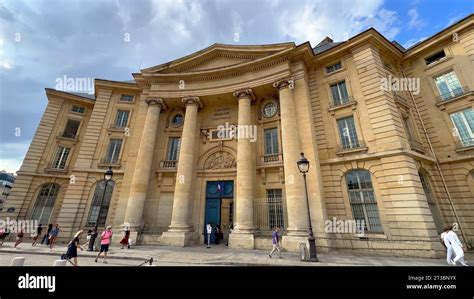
[44, 162, 69, 172]
[160, 160, 178, 168]
[337, 140, 366, 152]
[329, 96, 355, 109]
[436, 86, 469, 103]
[100, 157, 120, 165]
[254, 197, 287, 233]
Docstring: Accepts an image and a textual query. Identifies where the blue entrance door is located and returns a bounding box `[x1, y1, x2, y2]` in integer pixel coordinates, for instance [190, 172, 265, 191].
[204, 181, 233, 244]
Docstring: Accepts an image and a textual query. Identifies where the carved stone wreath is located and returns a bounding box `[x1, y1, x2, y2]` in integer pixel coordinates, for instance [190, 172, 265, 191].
[205, 151, 236, 169]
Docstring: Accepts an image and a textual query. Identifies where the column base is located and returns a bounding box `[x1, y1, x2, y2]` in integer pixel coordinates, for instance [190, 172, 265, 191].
[160, 231, 195, 247]
[228, 232, 255, 249]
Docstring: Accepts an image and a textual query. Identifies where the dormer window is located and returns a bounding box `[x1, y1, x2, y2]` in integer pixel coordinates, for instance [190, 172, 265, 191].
[425, 50, 446, 66]
[326, 61, 342, 74]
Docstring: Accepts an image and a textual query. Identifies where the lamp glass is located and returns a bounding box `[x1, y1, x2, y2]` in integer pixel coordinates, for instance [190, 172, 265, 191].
[296, 153, 310, 173]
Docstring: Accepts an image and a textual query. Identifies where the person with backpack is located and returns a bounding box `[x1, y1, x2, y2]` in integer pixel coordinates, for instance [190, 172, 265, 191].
[95, 226, 113, 264]
[66, 230, 84, 266]
[41, 224, 53, 245]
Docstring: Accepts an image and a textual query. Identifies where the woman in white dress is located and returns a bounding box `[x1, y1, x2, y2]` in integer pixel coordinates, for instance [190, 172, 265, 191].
[446, 227, 468, 266]
[440, 227, 453, 265]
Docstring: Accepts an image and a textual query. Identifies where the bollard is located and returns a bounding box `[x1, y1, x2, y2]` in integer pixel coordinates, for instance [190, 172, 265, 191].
[10, 257, 26, 266]
[53, 260, 67, 266]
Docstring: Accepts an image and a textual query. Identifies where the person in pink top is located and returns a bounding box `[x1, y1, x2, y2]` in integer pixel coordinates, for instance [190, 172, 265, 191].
[95, 226, 113, 264]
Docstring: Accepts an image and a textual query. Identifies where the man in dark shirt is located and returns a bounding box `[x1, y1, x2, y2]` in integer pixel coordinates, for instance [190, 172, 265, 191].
[88, 225, 98, 251]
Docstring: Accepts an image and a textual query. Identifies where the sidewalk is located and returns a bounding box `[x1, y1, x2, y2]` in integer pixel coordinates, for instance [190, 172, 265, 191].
[0, 242, 470, 266]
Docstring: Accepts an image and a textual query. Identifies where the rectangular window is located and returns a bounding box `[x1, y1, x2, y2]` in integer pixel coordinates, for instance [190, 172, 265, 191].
[62, 119, 80, 139]
[267, 189, 284, 230]
[330, 81, 349, 106]
[264, 128, 279, 155]
[326, 61, 342, 74]
[114, 110, 130, 128]
[450, 108, 474, 147]
[337, 116, 360, 150]
[402, 116, 414, 141]
[166, 137, 181, 161]
[106, 139, 122, 163]
[71, 105, 85, 114]
[435, 71, 463, 101]
[120, 94, 134, 102]
[53, 146, 70, 169]
[425, 50, 446, 65]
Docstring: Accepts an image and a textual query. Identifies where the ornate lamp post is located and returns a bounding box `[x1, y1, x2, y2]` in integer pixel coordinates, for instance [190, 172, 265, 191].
[296, 152, 319, 262]
[97, 167, 113, 225]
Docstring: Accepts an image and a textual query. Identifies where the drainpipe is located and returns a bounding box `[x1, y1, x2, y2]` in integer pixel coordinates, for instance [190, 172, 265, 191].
[400, 68, 471, 249]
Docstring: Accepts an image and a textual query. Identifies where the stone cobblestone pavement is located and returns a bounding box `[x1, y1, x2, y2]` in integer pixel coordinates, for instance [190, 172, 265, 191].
[0, 242, 471, 266]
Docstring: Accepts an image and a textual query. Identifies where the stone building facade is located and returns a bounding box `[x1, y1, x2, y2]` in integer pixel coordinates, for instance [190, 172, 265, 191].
[2, 14, 473, 257]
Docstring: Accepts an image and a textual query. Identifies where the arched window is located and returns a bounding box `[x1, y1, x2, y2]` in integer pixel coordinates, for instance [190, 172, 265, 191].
[87, 180, 115, 226]
[418, 171, 444, 233]
[31, 183, 60, 225]
[345, 170, 383, 233]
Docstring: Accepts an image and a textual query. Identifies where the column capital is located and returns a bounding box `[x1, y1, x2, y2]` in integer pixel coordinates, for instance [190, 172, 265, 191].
[182, 96, 203, 109]
[233, 88, 255, 101]
[145, 97, 167, 110]
[273, 77, 294, 90]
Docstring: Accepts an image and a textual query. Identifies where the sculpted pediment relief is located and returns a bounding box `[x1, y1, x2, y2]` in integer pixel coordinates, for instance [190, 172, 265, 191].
[204, 151, 236, 169]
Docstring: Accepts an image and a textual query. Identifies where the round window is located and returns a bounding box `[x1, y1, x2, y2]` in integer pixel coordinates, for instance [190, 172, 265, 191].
[263, 102, 277, 118]
[171, 113, 184, 127]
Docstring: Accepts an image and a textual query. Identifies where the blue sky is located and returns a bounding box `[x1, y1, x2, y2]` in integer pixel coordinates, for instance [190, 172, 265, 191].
[0, 0, 473, 173]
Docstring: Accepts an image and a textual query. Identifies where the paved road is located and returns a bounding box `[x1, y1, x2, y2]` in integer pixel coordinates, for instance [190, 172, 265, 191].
[0, 252, 208, 266]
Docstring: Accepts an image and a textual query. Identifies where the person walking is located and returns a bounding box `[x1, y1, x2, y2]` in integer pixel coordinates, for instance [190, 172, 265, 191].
[119, 227, 130, 249]
[215, 225, 220, 245]
[49, 224, 60, 249]
[41, 224, 53, 245]
[268, 227, 282, 259]
[32, 224, 43, 246]
[66, 230, 84, 266]
[14, 229, 24, 248]
[88, 225, 98, 251]
[446, 227, 468, 266]
[0, 228, 9, 247]
[440, 227, 454, 265]
[206, 224, 212, 248]
[95, 226, 113, 264]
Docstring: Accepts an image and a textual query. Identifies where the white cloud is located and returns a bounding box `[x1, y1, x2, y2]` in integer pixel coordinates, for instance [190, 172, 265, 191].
[403, 36, 427, 49]
[408, 8, 425, 30]
[276, 0, 400, 46]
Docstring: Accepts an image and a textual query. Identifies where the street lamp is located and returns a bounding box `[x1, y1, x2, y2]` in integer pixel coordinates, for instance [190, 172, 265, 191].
[97, 167, 113, 226]
[296, 152, 319, 262]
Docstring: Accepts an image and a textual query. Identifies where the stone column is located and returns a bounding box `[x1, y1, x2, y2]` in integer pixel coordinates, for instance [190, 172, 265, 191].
[273, 78, 310, 249]
[229, 89, 256, 249]
[161, 96, 202, 246]
[124, 98, 166, 240]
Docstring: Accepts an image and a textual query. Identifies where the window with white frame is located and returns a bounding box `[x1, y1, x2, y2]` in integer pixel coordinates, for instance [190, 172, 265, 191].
[264, 128, 279, 155]
[345, 170, 383, 233]
[114, 110, 129, 128]
[52, 146, 70, 169]
[105, 139, 122, 164]
[330, 81, 350, 106]
[434, 71, 463, 101]
[450, 108, 474, 147]
[166, 137, 181, 161]
[337, 116, 360, 150]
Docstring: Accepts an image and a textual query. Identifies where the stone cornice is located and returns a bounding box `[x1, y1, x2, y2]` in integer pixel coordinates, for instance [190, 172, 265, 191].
[233, 88, 255, 101]
[182, 96, 203, 109]
[45, 88, 95, 105]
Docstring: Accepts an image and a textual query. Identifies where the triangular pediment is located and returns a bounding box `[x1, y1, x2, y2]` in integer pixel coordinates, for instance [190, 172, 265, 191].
[141, 43, 295, 75]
